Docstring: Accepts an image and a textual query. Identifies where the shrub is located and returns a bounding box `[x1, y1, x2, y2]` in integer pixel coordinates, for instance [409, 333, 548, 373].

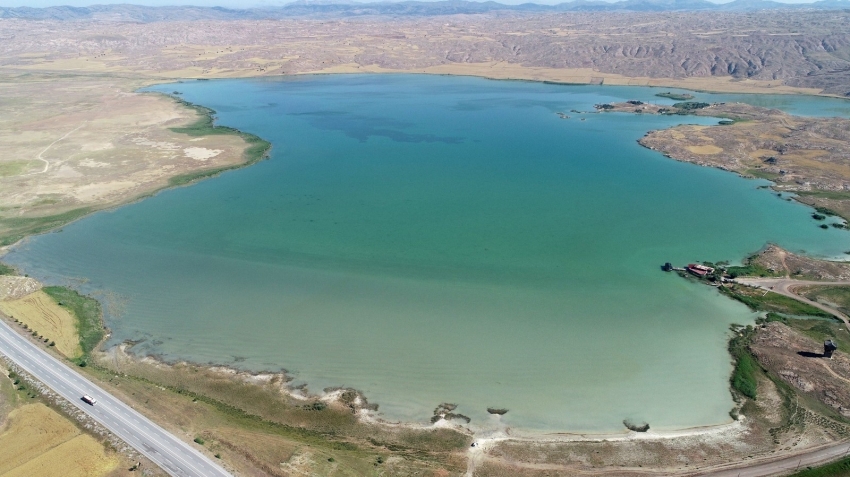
[194, 437, 205, 445]
[673, 101, 711, 110]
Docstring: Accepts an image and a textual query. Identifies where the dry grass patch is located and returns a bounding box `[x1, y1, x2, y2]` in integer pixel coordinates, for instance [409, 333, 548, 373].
[0, 290, 81, 358]
[0, 73, 256, 246]
[0, 403, 119, 477]
[686, 144, 723, 155]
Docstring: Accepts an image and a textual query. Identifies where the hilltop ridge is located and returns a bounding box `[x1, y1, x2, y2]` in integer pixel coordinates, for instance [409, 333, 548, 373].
[2, 0, 849, 21]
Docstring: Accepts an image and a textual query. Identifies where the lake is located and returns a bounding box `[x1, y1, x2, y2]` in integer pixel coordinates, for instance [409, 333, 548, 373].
[6, 75, 850, 433]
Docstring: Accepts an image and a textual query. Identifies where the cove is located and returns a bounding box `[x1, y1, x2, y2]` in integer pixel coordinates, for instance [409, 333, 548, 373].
[6, 74, 850, 433]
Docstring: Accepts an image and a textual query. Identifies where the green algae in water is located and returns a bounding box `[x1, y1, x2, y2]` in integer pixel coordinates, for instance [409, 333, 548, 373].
[6, 75, 850, 433]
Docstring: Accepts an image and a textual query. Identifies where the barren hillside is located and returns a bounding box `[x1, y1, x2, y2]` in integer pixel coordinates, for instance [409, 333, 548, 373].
[0, 10, 848, 94]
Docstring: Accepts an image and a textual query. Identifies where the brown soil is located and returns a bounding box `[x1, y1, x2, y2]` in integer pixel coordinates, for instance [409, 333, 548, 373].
[752, 322, 850, 420]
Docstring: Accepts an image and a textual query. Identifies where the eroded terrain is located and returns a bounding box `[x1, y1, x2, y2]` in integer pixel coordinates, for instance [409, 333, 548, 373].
[0, 10, 849, 95]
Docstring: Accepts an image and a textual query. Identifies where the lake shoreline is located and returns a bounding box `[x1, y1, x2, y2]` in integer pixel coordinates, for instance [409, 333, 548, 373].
[2, 73, 846, 438]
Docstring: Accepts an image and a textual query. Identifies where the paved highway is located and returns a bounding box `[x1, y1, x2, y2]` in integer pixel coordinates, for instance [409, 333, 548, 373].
[0, 318, 233, 477]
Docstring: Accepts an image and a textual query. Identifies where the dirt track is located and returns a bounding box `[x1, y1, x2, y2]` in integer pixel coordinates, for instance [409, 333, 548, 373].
[734, 277, 850, 335]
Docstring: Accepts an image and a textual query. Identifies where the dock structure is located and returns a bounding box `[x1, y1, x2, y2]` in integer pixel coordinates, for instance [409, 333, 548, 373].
[824, 340, 838, 358]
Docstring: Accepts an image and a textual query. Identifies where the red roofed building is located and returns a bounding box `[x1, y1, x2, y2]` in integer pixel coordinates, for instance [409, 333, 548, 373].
[687, 263, 714, 277]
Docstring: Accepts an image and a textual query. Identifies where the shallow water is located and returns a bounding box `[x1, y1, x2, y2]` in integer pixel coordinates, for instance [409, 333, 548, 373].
[6, 75, 850, 432]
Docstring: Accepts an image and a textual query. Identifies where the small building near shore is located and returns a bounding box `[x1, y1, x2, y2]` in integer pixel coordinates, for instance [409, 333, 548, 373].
[686, 263, 715, 277]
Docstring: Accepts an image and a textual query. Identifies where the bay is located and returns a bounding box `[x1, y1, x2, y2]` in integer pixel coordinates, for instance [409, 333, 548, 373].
[6, 75, 849, 432]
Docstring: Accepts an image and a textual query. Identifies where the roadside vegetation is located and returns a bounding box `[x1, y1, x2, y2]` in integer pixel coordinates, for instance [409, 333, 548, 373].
[720, 284, 834, 318]
[791, 456, 850, 477]
[799, 286, 850, 317]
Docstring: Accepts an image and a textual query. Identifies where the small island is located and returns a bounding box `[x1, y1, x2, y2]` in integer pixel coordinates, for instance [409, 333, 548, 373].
[655, 91, 695, 101]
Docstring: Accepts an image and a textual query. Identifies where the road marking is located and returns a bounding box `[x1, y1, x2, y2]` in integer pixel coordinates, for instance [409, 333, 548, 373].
[0, 320, 229, 477]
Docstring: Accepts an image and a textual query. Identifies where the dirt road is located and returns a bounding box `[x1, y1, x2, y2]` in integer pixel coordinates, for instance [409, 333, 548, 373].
[733, 278, 850, 334]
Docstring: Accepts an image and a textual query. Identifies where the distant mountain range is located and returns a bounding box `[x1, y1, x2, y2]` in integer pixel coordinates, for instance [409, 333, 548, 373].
[1, 0, 848, 21]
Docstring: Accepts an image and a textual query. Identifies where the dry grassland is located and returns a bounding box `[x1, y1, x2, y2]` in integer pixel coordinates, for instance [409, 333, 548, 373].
[0, 290, 81, 358]
[0, 403, 119, 477]
[607, 102, 850, 222]
[0, 73, 253, 247]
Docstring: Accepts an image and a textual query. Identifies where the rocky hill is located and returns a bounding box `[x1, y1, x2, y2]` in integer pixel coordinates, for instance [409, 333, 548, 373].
[1, 0, 849, 22]
[1, 9, 847, 95]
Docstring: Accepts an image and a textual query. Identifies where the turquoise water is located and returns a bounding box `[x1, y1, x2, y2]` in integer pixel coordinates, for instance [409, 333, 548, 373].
[6, 75, 850, 433]
[641, 86, 850, 117]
